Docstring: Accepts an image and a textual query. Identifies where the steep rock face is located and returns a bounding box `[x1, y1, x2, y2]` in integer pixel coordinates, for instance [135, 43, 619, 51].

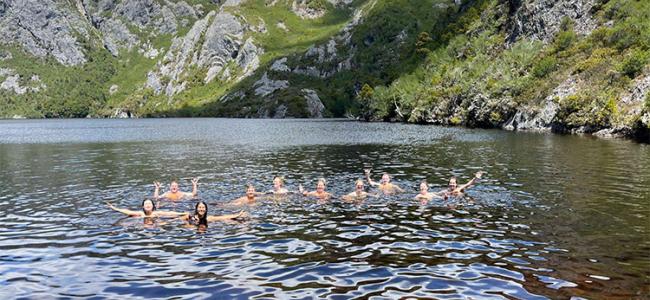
[99, 18, 140, 56]
[503, 75, 578, 131]
[619, 74, 650, 116]
[302, 89, 325, 118]
[114, 0, 162, 29]
[0, 0, 88, 66]
[505, 0, 597, 43]
[147, 10, 263, 97]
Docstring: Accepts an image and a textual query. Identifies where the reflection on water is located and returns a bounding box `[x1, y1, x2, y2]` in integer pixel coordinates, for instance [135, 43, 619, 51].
[0, 119, 648, 299]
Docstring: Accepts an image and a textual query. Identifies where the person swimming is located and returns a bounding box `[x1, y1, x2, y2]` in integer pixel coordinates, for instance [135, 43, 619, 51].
[440, 171, 484, 197]
[106, 199, 187, 218]
[298, 178, 332, 201]
[267, 176, 289, 195]
[365, 169, 404, 194]
[154, 178, 199, 200]
[342, 179, 376, 203]
[179, 201, 248, 227]
[229, 184, 263, 206]
[414, 180, 445, 204]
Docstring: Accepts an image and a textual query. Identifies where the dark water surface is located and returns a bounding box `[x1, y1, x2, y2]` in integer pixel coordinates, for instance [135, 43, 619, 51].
[0, 119, 648, 299]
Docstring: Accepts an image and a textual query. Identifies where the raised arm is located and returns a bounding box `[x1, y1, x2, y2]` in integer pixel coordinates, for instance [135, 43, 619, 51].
[106, 202, 141, 217]
[191, 178, 199, 197]
[365, 169, 379, 187]
[393, 184, 405, 193]
[207, 211, 249, 222]
[153, 181, 162, 199]
[155, 210, 189, 218]
[458, 171, 484, 192]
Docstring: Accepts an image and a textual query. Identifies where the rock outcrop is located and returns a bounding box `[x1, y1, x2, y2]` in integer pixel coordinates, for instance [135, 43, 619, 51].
[503, 75, 578, 131]
[0, 0, 88, 66]
[505, 0, 597, 43]
[254, 72, 289, 97]
[147, 10, 262, 97]
[302, 89, 325, 118]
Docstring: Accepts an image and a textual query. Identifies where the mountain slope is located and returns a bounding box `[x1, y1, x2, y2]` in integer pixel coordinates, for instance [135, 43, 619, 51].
[0, 0, 647, 140]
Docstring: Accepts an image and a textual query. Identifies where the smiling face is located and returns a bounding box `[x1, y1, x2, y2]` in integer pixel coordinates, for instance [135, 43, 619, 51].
[142, 199, 155, 215]
[316, 181, 326, 193]
[355, 180, 364, 192]
[170, 181, 179, 193]
[273, 177, 283, 190]
[419, 182, 429, 194]
[448, 177, 458, 190]
[196, 202, 207, 217]
[246, 185, 256, 198]
[381, 173, 390, 184]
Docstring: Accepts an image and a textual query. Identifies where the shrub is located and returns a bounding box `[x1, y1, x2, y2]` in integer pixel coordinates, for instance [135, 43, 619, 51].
[555, 30, 576, 52]
[532, 56, 557, 78]
[620, 49, 648, 78]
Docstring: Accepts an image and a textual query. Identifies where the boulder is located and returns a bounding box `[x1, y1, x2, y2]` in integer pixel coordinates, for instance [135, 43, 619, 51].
[270, 57, 291, 72]
[254, 72, 289, 96]
[1, 74, 27, 94]
[302, 89, 325, 118]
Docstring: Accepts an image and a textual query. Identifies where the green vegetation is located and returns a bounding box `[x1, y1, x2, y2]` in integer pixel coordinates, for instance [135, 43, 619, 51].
[359, 0, 649, 137]
[0, 0, 648, 140]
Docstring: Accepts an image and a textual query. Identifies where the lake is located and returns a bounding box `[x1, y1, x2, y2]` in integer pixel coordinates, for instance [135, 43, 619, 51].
[0, 118, 648, 299]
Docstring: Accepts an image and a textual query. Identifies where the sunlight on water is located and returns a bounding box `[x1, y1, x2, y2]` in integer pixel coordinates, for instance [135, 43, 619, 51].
[0, 119, 648, 299]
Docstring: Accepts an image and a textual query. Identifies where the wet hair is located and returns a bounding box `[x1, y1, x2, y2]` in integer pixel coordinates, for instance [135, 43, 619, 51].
[355, 179, 364, 186]
[420, 180, 428, 186]
[194, 201, 208, 227]
[317, 178, 327, 186]
[141, 199, 157, 215]
[448, 176, 458, 187]
[273, 176, 285, 185]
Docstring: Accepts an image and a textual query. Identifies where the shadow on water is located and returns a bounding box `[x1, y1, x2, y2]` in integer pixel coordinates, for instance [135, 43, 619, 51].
[0, 119, 648, 299]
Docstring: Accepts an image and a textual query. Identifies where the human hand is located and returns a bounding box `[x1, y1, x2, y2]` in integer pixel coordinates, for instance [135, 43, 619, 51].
[191, 178, 199, 185]
[475, 171, 484, 179]
[364, 168, 371, 175]
[236, 211, 250, 219]
[154, 181, 161, 189]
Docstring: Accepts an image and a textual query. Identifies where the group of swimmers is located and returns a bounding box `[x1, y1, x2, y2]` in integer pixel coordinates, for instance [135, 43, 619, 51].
[106, 169, 485, 228]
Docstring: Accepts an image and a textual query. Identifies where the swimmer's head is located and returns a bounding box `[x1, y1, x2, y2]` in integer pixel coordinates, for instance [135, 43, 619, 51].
[381, 173, 391, 184]
[246, 184, 256, 198]
[195, 201, 208, 226]
[170, 181, 179, 193]
[142, 199, 156, 215]
[448, 177, 458, 190]
[316, 178, 326, 192]
[355, 179, 364, 191]
[273, 177, 284, 189]
[420, 180, 429, 193]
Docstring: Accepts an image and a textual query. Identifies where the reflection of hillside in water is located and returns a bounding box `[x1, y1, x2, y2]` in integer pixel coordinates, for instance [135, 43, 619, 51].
[0, 119, 648, 299]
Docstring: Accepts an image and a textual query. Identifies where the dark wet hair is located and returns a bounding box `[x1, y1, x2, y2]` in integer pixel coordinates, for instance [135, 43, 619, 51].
[448, 176, 457, 186]
[142, 199, 157, 215]
[194, 201, 208, 227]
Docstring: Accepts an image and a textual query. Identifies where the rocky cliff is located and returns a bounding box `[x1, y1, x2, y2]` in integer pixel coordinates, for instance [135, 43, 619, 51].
[0, 0, 647, 141]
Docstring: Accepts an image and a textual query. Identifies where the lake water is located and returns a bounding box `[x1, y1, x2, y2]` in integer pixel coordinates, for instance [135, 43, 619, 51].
[0, 119, 648, 299]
